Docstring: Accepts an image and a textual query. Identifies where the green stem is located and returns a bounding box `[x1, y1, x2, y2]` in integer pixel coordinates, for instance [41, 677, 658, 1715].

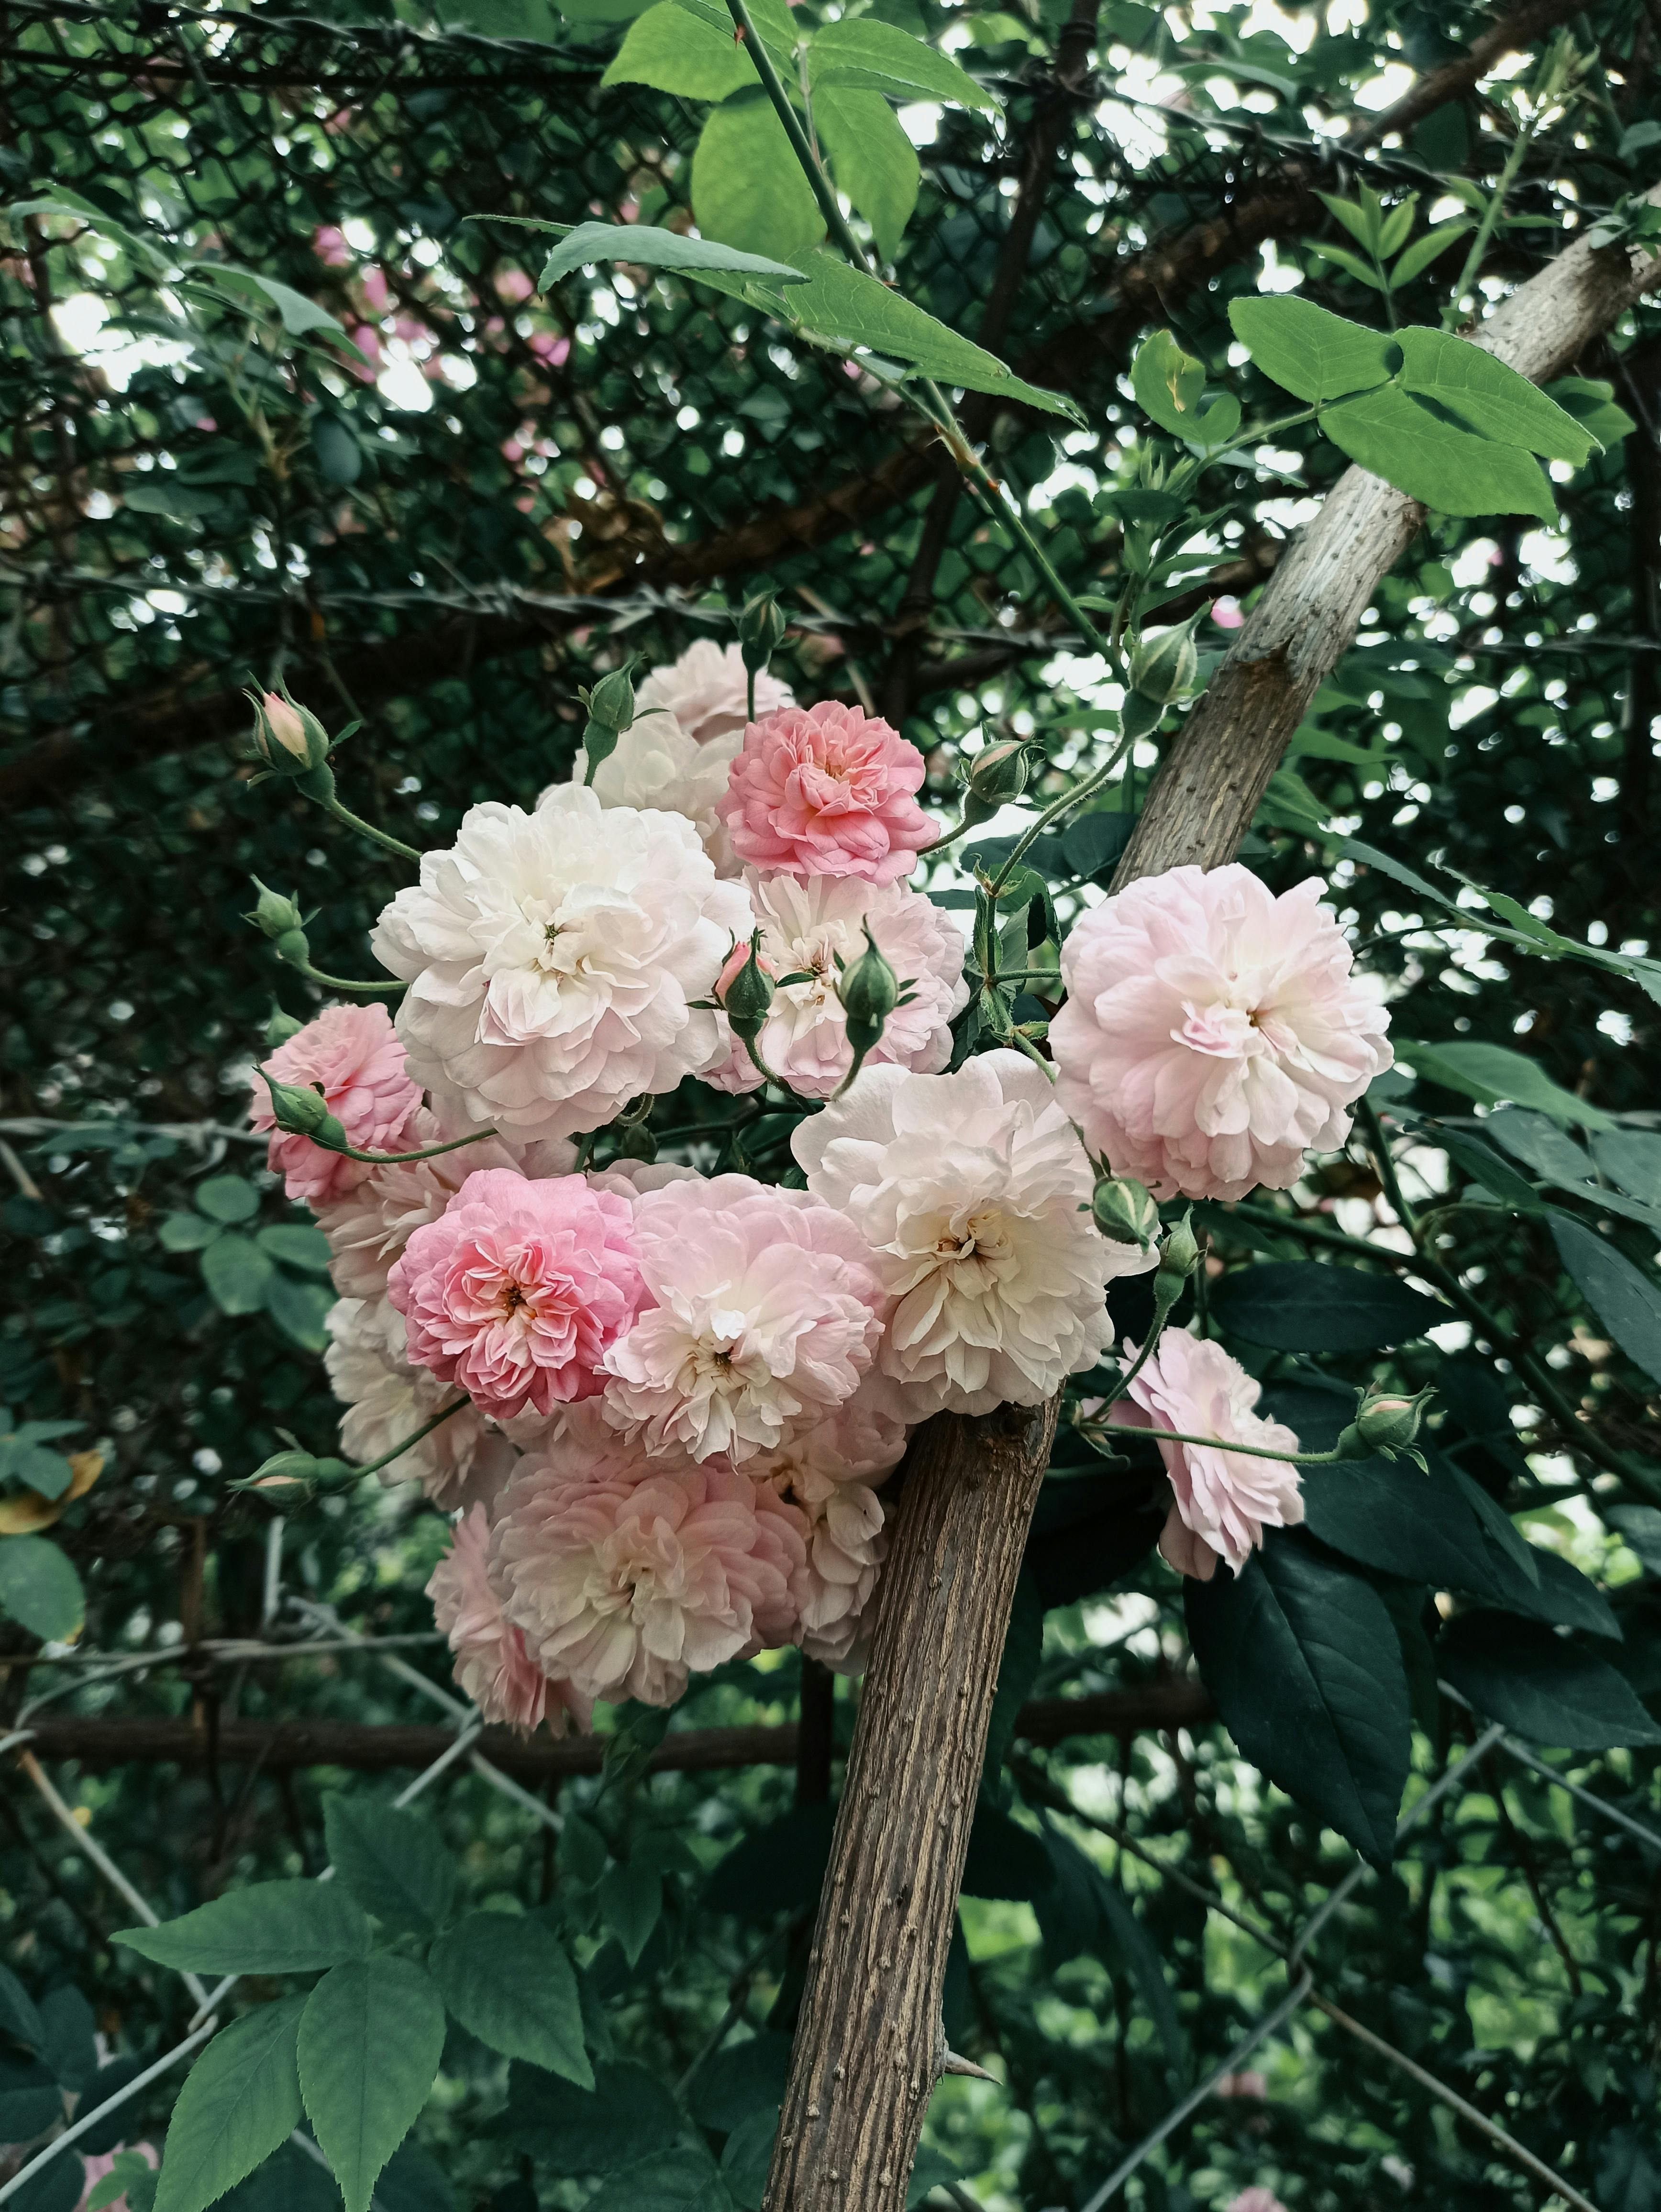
[1081, 1418, 1346, 1468]
[987, 737, 1135, 896]
[348, 1396, 468, 1479]
[1092, 1279, 1182, 1412]
[332, 1128, 497, 1167]
[283, 958, 405, 997]
[1444, 126, 1531, 328]
[320, 795, 421, 864]
[1005, 1027, 1057, 1083]
[723, 0, 873, 274]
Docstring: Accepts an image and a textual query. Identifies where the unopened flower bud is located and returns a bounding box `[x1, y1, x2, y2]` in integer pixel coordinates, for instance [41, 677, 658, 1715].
[1337, 1382, 1436, 1465]
[1153, 1207, 1201, 1305]
[720, 930, 776, 1045]
[609, 1123, 658, 1164]
[1091, 1174, 1160, 1250]
[838, 922, 899, 1057]
[1129, 617, 1200, 707]
[962, 739, 1032, 827]
[247, 683, 332, 774]
[585, 665, 637, 735]
[738, 592, 788, 673]
[259, 1072, 350, 1153]
[236, 1449, 322, 1504]
[263, 1003, 304, 1051]
[245, 878, 305, 940]
[272, 927, 311, 968]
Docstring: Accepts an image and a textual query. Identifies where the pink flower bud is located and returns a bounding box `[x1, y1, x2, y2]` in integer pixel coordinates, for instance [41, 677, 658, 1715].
[261, 691, 309, 761]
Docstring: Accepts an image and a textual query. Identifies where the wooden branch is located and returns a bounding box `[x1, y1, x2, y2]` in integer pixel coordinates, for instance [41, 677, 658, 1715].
[1113, 193, 1661, 887]
[8, 1683, 1212, 1780]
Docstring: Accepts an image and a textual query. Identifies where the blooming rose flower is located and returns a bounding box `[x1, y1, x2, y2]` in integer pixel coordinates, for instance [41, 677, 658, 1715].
[749, 1416, 894, 1667]
[635, 638, 792, 745]
[717, 702, 932, 885]
[428, 1502, 590, 1734]
[794, 1052, 1153, 1418]
[1107, 1327, 1303, 1576]
[1051, 865, 1392, 1202]
[388, 1169, 643, 1422]
[706, 873, 968, 1098]
[557, 711, 744, 872]
[249, 1003, 421, 1205]
[602, 1175, 886, 1464]
[490, 1411, 806, 1705]
[371, 786, 753, 1140]
[317, 1108, 575, 1301]
[325, 1294, 517, 1508]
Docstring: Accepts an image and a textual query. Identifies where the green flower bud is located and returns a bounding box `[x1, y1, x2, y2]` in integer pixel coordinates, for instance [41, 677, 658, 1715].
[273, 927, 312, 968]
[245, 878, 305, 940]
[1338, 1382, 1436, 1466]
[962, 739, 1032, 827]
[738, 592, 788, 673]
[585, 665, 638, 735]
[247, 683, 332, 774]
[1091, 1174, 1161, 1250]
[720, 931, 775, 1045]
[609, 1123, 658, 1164]
[1153, 1206, 1201, 1305]
[263, 1003, 304, 1051]
[259, 1072, 350, 1152]
[235, 1449, 322, 1504]
[1129, 616, 1201, 707]
[837, 922, 900, 1058]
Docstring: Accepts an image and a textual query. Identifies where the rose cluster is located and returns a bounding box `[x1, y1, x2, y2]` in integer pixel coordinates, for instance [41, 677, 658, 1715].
[251, 640, 1392, 1730]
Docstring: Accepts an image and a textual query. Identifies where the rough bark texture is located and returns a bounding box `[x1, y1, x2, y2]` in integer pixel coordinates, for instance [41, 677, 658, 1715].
[764, 1400, 1059, 2209]
[1112, 198, 1661, 888]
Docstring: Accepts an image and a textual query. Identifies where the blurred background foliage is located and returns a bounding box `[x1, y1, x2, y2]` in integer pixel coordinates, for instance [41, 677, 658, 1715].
[3, 0, 1661, 2205]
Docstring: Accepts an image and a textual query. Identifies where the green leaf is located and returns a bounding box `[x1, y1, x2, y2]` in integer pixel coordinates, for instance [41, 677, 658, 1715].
[88, 2151, 157, 2212]
[1208, 1260, 1443, 1352]
[1394, 325, 1595, 463]
[255, 1223, 333, 1272]
[1608, 1504, 1661, 1577]
[158, 1212, 221, 1253]
[719, 2109, 774, 2212]
[704, 1803, 833, 1916]
[153, 1999, 305, 2212]
[1432, 1128, 1545, 1211]
[598, 1858, 664, 1966]
[116, 1881, 373, 1975]
[806, 16, 998, 110]
[1300, 1460, 1499, 1594]
[816, 89, 920, 264]
[1130, 329, 1205, 434]
[1376, 194, 1417, 258]
[0, 1964, 45, 2052]
[1439, 1613, 1661, 1749]
[322, 1796, 457, 1937]
[539, 216, 810, 291]
[687, 2036, 790, 2134]
[672, 0, 796, 63]
[0, 2053, 63, 2140]
[39, 1987, 95, 2091]
[199, 1234, 276, 1316]
[499, 2058, 684, 2170]
[1228, 296, 1394, 401]
[1314, 189, 1380, 254]
[962, 1802, 1053, 1902]
[429, 1913, 591, 2085]
[123, 482, 227, 520]
[1593, 1129, 1661, 1206]
[1399, 1040, 1617, 1129]
[1550, 1214, 1661, 1385]
[191, 266, 357, 349]
[1, 1441, 74, 1500]
[982, 1567, 1044, 1786]
[1320, 383, 1556, 520]
[1389, 219, 1473, 286]
[1308, 239, 1387, 290]
[194, 1176, 260, 1225]
[1547, 375, 1638, 449]
[298, 1958, 446, 2212]
[587, 2153, 732, 2212]
[311, 416, 362, 488]
[1186, 1530, 1412, 1863]
[691, 96, 827, 263]
[0, 1538, 84, 1642]
[263, 1274, 334, 1354]
[1035, 1828, 1185, 2081]
[601, 3, 756, 100]
[1484, 1107, 1596, 1183]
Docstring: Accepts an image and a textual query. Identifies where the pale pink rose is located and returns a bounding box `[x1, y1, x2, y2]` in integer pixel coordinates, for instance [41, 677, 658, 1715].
[717, 702, 932, 885]
[1051, 865, 1392, 1202]
[750, 1418, 891, 1667]
[388, 1169, 642, 1422]
[350, 325, 381, 369]
[601, 1175, 886, 1464]
[428, 1502, 589, 1734]
[313, 225, 351, 266]
[1108, 1328, 1303, 1575]
[707, 873, 968, 1098]
[527, 330, 571, 367]
[76, 2146, 158, 2212]
[325, 1294, 517, 1510]
[495, 267, 535, 304]
[635, 639, 792, 746]
[1214, 2072, 1268, 2099]
[1228, 2193, 1289, 2212]
[249, 1003, 421, 1205]
[490, 1410, 808, 1705]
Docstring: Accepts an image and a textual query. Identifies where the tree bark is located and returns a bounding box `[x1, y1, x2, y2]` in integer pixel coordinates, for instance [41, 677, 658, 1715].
[764, 1401, 1058, 2209]
[1112, 195, 1661, 887]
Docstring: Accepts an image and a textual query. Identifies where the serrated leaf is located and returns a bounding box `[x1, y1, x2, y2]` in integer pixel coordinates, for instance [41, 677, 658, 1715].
[806, 17, 999, 111]
[1439, 1612, 1661, 1748]
[816, 88, 919, 264]
[199, 1234, 276, 1316]
[430, 1914, 591, 2085]
[691, 96, 826, 263]
[1390, 220, 1473, 286]
[322, 1796, 457, 1936]
[1130, 328, 1205, 434]
[1320, 384, 1557, 520]
[498, 2057, 683, 2170]
[1398, 1040, 1617, 1129]
[298, 1958, 445, 2212]
[116, 1881, 372, 1975]
[1395, 325, 1595, 462]
[1228, 295, 1394, 402]
[153, 1999, 305, 2212]
[598, 1859, 664, 1966]
[587, 2153, 732, 2212]
[540, 216, 809, 290]
[671, 0, 796, 63]
[0, 1538, 83, 1643]
[602, 2, 756, 100]
[1551, 1213, 1661, 1385]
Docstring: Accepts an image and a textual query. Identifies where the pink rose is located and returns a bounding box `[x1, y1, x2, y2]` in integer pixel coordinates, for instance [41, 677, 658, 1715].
[427, 1502, 589, 1734]
[717, 701, 932, 885]
[388, 1169, 642, 1422]
[250, 1003, 421, 1205]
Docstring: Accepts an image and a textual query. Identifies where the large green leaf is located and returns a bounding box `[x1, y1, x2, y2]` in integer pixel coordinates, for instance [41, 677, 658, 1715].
[598, 1859, 664, 1967]
[691, 96, 826, 263]
[1207, 1260, 1443, 1351]
[116, 1881, 372, 1975]
[587, 2154, 732, 2212]
[1439, 1613, 1661, 1749]
[1551, 1214, 1661, 1385]
[297, 1958, 446, 2212]
[322, 1796, 456, 1938]
[815, 89, 920, 264]
[1319, 384, 1557, 521]
[1484, 1108, 1598, 1183]
[686, 2037, 790, 2134]
[1130, 329, 1204, 434]
[199, 1234, 276, 1317]
[1397, 1040, 1617, 1129]
[1593, 1129, 1661, 1206]
[1035, 1828, 1186, 2081]
[601, 3, 756, 100]
[430, 1913, 591, 2084]
[539, 215, 810, 290]
[1227, 296, 1394, 402]
[1394, 325, 1595, 463]
[1186, 1531, 1412, 1863]
[153, 1999, 305, 2212]
[805, 17, 998, 111]
[672, 0, 796, 64]
[0, 2054, 63, 2141]
[0, 1964, 45, 2052]
[0, 1537, 84, 1642]
[1300, 1459, 1499, 1593]
[498, 2058, 685, 2170]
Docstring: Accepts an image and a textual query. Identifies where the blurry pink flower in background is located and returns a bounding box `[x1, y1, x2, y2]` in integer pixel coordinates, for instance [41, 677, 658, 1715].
[1108, 1327, 1303, 1576]
[360, 267, 390, 314]
[527, 330, 571, 368]
[1051, 864, 1392, 1202]
[1227, 2192, 1289, 2212]
[313, 224, 352, 266]
[495, 267, 535, 303]
[428, 1502, 589, 1733]
[389, 1169, 643, 1422]
[75, 2146, 157, 2212]
[1212, 595, 1243, 629]
[350, 325, 381, 369]
[1214, 2072, 1268, 2099]
[250, 1002, 421, 1204]
[718, 701, 931, 885]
